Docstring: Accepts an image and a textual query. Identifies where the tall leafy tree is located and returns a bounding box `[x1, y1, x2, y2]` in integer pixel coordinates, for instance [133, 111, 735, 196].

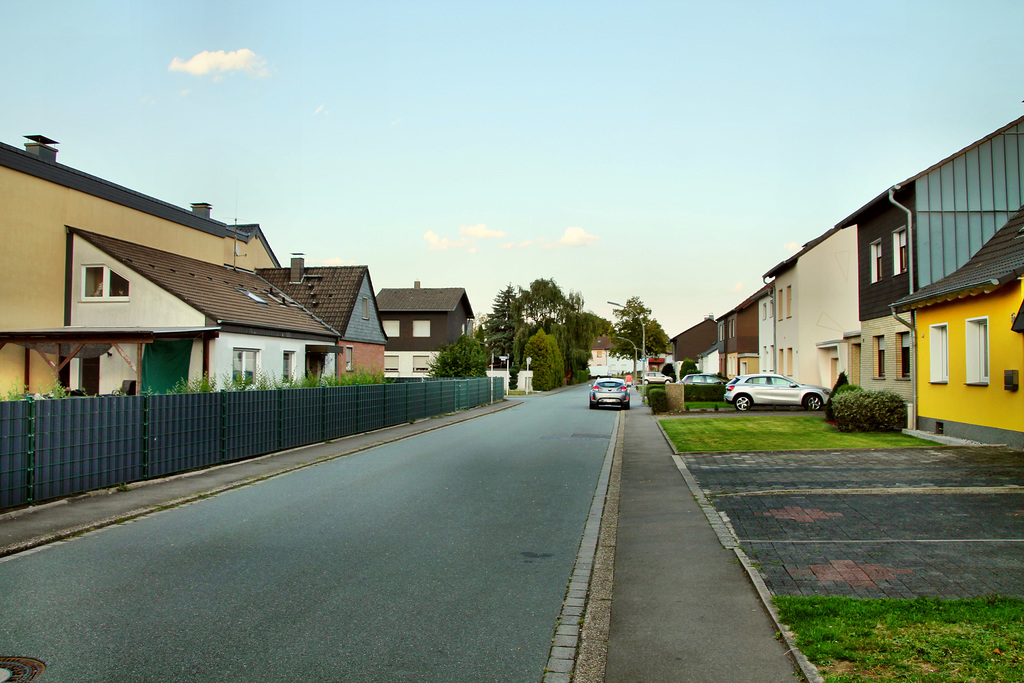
[611, 296, 669, 362]
[523, 329, 564, 391]
[428, 335, 488, 377]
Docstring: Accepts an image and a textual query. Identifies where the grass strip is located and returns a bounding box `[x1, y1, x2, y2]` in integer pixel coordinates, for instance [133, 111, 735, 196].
[775, 595, 1024, 682]
[659, 415, 931, 452]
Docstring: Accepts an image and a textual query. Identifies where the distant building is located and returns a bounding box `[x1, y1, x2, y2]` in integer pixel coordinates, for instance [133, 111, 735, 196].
[376, 282, 475, 377]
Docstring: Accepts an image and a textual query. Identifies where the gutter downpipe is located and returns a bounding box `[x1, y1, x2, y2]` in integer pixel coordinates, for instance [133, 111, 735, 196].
[888, 185, 917, 428]
[763, 274, 777, 373]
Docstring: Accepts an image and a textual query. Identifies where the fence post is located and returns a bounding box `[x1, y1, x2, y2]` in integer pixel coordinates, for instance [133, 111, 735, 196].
[25, 396, 35, 504]
[220, 390, 228, 463]
[141, 394, 150, 479]
[278, 387, 284, 451]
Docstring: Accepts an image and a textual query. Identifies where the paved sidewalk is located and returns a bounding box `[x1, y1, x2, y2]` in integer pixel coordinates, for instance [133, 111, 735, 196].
[603, 404, 800, 682]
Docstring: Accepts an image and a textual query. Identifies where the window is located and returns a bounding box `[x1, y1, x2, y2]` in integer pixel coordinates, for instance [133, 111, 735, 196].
[870, 241, 883, 283]
[384, 355, 399, 372]
[893, 229, 908, 275]
[233, 349, 258, 383]
[785, 286, 792, 318]
[83, 265, 130, 299]
[412, 355, 430, 373]
[898, 332, 911, 379]
[383, 320, 400, 338]
[362, 296, 370, 320]
[965, 317, 989, 384]
[777, 294, 783, 321]
[786, 348, 793, 376]
[282, 351, 295, 382]
[413, 320, 431, 337]
[345, 345, 354, 372]
[929, 324, 948, 383]
[779, 349, 785, 374]
[875, 336, 886, 378]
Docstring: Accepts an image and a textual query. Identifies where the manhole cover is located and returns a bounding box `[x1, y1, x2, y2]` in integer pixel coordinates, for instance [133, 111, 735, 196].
[0, 658, 45, 682]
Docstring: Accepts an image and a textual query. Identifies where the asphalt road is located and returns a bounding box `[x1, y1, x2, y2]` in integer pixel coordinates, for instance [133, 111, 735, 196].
[0, 387, 613, 682]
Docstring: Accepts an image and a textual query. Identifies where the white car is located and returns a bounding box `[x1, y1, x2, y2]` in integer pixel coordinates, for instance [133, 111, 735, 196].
[641, 371, 672, 385]
[724, 373, 830, 411]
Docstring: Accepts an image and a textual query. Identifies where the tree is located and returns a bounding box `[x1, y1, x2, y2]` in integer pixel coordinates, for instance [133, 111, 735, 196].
[679, 359, 699, 377]
[661, 362, 676, 381]
[610, 297, 669, 364]
[522, 329, 563, 391]
[483, 285, 517, 364]
[428, 335, 488, 377]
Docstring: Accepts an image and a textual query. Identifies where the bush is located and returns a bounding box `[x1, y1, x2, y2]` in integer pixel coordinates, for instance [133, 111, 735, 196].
[647, 386, 668, 414]
[824, 379, 861, 422]
[661, 362, 676, 382]
[523, 329, 564, 391]
[679, 359, 698, 376]
[429, 335, 488, 377]
[509, 365, 520, 390]
[683, 384, 726, 402]
[831, 390, 907, 432]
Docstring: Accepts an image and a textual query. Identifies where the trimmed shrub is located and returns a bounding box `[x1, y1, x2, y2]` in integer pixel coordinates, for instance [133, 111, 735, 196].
[679, 359, 698, 376]
[824, 381, 862, 422]
[647, 386, 668, 414]
[509, 365, 520, 390]
[661, 362, 677, 382]
[683, 384, 726, 403]
[831, 390, 907, 432]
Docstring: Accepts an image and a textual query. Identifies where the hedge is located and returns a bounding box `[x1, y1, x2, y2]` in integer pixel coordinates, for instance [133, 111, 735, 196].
[648, 386, 668, 414]
[831, 390, 907, 432]
[683, 384, 726, 402]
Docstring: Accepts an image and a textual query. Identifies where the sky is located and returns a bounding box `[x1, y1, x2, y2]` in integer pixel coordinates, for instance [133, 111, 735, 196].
[3, 0, 1023, 339]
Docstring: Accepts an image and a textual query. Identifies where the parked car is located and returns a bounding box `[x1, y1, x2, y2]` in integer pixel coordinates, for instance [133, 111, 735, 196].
[641, 371, 672, 385]
[679, 373, 726, 385]
[589, 378, 631, 410]
[723, 373, 830, 411]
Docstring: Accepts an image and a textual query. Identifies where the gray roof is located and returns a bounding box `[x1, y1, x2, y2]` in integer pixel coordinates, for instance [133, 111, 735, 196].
[75, 230, 338, 339]
[376, 287, 474, 317]
[1, 139, 280, 267]
[258, 265, 374, 336]
[894, 206, 1024, 311]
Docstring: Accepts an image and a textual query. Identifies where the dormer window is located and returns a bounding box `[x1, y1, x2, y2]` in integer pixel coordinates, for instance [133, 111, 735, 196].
[83, 265, 130, 299]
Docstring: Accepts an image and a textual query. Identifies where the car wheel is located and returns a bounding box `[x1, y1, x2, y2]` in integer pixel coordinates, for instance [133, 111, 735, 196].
[589, 403, 596, 410]
[803, 394, 823, 411]
[734, 394, 753, 411]
[623, 403, 630, 410]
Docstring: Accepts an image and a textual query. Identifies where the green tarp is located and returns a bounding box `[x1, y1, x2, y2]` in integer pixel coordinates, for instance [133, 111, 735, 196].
[141, 339, 193, 394]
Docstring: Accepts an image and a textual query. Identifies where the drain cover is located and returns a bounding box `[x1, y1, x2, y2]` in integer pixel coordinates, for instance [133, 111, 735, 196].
[0, 658, 45, 682]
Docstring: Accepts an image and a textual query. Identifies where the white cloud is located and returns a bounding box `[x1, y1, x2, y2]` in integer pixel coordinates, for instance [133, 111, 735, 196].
[310, 257, 357, 266]
[557, 226, 599, 247]
[732, 281, 745, 293]
[460, 223, 506, 240]
[785, 242, 801, 253]
[168, 49, 269, 78]
[424, 230, 469, 251]
[313, 104, 327, 116]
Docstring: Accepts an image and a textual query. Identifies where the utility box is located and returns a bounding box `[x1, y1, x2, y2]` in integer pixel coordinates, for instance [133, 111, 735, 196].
[1006, 369, 1019, 392]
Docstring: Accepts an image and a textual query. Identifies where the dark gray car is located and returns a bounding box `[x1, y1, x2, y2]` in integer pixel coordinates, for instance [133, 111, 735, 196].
[724, 373, 830, 411]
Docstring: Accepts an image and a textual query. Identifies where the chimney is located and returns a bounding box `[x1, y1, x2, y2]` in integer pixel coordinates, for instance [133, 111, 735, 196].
[414, 280, 421, 289]
[290, 254, 305, 283]
[190, 202, 213, 219]
[24, 135, 58, 162]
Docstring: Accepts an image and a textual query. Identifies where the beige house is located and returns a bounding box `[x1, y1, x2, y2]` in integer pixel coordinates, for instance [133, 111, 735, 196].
[763, 225, 859, 388]
[1, 135, 280, 392]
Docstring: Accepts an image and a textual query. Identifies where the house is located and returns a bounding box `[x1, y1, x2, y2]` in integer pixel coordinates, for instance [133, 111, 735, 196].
[375, 282, 475, 377]
[893, 206, 1024, 448]
[257, 257, 387, 375]
[14, 229, 340, 394]
[756, 288, 776, 374]
[763, 224, 859, 387]
[718, 283, 771, 378]
[670, 316, 718, 369]
[696, 340, 723, 376]
[0, 134, 280, 392]
[837, 114, 1024, 423]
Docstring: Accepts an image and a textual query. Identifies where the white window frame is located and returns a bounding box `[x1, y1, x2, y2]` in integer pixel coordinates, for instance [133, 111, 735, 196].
[413, 320, 431, 338]
[870, 241, 883, 283]
[892, 228, 908, 275]
[233, 348, 259, 383]
[362, 296, 370, 320]
[929, 324, 949, 383]
[965, 317, 989, 384]
[384, 355, 400, 372]
[345, 345, 354, 372]
[383, 320, 400, 338]
[82, 264, 130, 300]
[282, 351, 296, 382]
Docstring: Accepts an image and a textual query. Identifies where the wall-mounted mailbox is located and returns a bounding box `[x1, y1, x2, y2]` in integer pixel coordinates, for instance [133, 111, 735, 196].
[1006, 369, 1019, 392]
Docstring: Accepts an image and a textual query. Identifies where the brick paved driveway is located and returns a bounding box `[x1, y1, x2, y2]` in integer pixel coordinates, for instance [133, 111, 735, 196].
[678, 446, 1024, 599]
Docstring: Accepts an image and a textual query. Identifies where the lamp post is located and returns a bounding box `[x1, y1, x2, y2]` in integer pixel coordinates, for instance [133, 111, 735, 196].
[608, 300, 646, 378]
[614, 336, 639, 388]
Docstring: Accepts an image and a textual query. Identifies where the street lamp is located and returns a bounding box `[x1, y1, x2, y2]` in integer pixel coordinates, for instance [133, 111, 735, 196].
[614, 336, 639, 387]
[608, 300, 646, 378]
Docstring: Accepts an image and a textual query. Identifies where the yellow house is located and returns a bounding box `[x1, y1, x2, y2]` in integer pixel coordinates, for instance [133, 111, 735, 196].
[0, 135, 280, 392]
[894, 207, 1024, 448]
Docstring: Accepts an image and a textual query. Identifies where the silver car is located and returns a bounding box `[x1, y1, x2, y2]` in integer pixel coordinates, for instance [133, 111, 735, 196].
[589, 378, 631, 410]
[724, 373, 830, 411]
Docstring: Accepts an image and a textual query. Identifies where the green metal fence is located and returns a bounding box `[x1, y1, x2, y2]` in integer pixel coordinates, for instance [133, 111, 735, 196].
[0, 377, 503, 509]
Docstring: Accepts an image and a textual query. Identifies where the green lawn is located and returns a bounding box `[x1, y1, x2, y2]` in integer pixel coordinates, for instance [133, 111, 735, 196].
[659, 415, 931, 452]
[775, 596, 1024, 682]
